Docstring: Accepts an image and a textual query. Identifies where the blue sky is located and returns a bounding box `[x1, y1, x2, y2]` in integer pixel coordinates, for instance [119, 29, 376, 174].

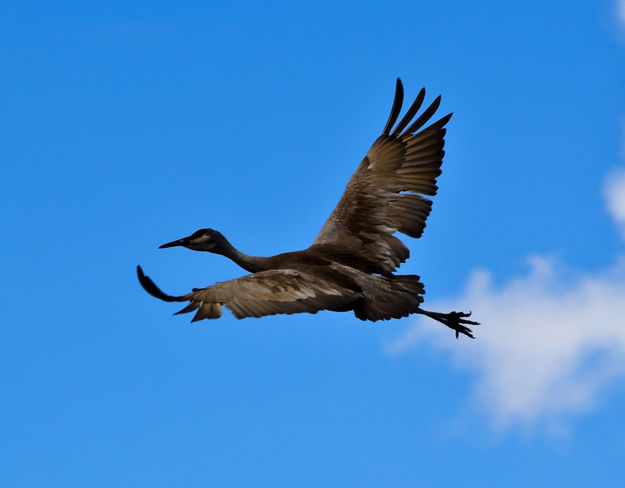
[2, 1, 625, 486]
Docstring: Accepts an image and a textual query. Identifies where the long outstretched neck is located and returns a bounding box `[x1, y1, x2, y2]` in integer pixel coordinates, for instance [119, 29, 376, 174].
[217, 238, 270, 273]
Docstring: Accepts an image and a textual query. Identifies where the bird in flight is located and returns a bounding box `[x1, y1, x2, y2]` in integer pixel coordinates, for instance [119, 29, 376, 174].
[137, 79, 478, 338]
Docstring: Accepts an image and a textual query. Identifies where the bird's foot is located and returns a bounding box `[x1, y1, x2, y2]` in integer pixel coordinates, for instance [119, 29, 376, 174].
[418, 309, 480, 339]
[446, 311, 479, 339]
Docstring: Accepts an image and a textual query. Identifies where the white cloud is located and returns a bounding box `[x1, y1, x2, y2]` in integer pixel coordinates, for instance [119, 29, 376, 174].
[618, 0, 625, 25]
[605, 167, 625, 239]
[387, 256, 625, 429]
[388, 166, 625, 429]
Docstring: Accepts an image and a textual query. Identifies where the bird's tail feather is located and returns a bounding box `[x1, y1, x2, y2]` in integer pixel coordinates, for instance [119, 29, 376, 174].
[354, 274, 425, 321]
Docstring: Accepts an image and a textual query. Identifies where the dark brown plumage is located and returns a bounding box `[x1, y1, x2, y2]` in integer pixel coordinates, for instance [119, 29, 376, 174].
[137, 79, 478, 338]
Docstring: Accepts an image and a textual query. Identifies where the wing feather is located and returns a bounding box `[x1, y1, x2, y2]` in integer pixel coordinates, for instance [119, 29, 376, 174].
[404, 95, 441, 134]
[381, 78, 404, 136]
[311, 80, 452, 274]
[137, 266, 361, 321]
[391, 87, 425, 136]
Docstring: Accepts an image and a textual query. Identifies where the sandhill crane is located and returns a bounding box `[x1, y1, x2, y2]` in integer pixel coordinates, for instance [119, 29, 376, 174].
[138, 79, 478, 338]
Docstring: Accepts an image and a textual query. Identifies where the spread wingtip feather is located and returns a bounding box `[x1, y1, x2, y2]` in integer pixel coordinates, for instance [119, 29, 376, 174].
[382, 78, 404, 136]
[137, 265, 183, 302]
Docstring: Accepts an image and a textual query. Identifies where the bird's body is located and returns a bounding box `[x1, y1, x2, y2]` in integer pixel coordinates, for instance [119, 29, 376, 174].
[138, 79, 478, 338]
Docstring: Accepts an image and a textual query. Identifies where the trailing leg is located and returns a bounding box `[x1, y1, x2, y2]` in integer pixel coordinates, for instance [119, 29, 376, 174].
[417, 308, 479, 339]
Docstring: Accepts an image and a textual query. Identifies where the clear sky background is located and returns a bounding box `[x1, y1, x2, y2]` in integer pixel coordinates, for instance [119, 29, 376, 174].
[2, 1, 625, 486]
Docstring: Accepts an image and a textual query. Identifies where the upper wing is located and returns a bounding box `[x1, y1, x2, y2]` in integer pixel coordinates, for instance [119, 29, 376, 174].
[311, 79, 452, 275]
[137, 266, 361, 321]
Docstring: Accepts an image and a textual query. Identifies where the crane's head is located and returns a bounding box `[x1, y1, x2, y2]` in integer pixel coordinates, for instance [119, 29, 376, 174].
[159, 228, 228, 253]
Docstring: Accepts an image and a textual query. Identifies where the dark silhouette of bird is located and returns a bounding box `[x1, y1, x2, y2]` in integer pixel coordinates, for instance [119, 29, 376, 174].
[137, 79, 478, 338]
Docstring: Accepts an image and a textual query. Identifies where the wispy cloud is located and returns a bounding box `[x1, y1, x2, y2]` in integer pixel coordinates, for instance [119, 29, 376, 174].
[618, 0, 625, 25]
[387, 256, 625, 429]
[605, 167, 625, 238]
[388, 168, 625, 430]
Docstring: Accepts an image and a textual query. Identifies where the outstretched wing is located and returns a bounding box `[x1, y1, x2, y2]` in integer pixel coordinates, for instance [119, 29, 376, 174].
[311, 79, 451, 275]
[137, 266, 361, 321]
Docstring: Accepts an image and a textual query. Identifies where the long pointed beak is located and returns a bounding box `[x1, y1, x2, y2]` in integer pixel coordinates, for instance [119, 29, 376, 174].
[159, 238, 187, 249]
